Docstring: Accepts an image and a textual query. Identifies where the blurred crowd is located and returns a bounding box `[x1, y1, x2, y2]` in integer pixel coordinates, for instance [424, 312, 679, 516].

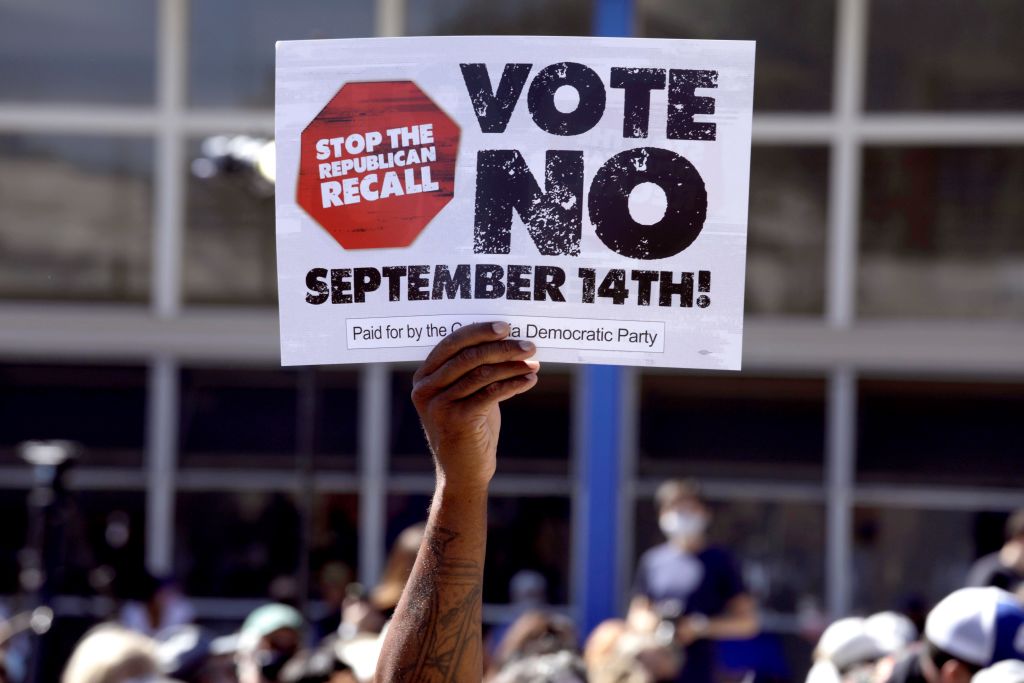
[1, 484, 1022, 683]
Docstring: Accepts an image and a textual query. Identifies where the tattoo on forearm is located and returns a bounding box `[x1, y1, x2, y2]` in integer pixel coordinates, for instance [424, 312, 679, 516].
[392, 526, 483, 683]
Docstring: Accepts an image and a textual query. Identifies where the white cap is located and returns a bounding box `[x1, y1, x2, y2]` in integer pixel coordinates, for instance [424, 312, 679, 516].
[972, 660, 1024, 683]
[925, 587, 1024, 667]
[815, 617, 887, 671]
[865, 611, 919, 654]
[805, 660, 842, 683]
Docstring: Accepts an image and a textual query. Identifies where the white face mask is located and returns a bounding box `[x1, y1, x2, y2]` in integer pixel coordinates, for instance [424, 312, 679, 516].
[659, 510, 707, 541]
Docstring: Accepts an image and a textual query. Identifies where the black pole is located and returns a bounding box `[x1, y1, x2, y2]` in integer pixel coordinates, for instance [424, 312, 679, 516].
[18, 440, 78, 683]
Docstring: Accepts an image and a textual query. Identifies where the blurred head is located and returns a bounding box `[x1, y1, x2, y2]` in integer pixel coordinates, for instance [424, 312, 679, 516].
[370, 523, 425, 613]
[509, 570, 548, 608]
[583, 619, 629, 672]
[61, 624, 159, 683]
[864, 611, 918, 655]
[1005, 510, 1024, 545]
[583, 619, 681, 683]
[278, 647, 356, 683]
[490, 650, 588, 683]
[492, 611, 578, 673]
[1002, 511, 1024, 573]
[972, 660, 1024, 683]
[922, 587, 1024, 683]
[809, 613, 914, 683]
[655, 479, 709, 544]
[237, 603, 304, 683]
[318, 562, 353, 607]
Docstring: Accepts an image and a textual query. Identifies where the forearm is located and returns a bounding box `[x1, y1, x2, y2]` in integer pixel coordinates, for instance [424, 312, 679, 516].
[375, 480, 488, 683]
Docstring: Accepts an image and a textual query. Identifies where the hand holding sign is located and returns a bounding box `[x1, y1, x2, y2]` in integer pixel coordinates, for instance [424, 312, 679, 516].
[276, 36, 755, 369]
[411, 321, 539, 492]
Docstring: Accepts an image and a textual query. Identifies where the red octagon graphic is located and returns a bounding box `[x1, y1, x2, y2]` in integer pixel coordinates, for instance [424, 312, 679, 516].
[297, 81, 460, 249]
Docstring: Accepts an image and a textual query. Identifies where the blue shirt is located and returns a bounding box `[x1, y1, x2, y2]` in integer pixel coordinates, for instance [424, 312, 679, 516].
[633, 543, 745, 683]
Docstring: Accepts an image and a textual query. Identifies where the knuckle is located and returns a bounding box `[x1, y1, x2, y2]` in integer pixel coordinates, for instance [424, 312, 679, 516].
[410, 381, 429, 405]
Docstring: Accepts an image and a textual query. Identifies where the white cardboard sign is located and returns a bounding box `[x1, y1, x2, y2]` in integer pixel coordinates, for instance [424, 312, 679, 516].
[275, 36, 755, 369]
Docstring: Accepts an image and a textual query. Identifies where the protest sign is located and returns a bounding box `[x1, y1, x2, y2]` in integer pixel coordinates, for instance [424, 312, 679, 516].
[275, 36, 755, 369]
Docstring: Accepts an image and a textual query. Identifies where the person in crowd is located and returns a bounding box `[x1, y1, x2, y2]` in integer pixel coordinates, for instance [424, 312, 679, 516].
[864, 612, 919, 660]
[584, 620, 631, 673]
[278, 647, 357, 683]
[198, 633, 241, 683]
[269, 576, 303, 609]
[487, 570, 552, 657]
[486, 610, 578, 679]
[154, 624, 213, 681]
[236, 603, 304, 683]
[120, 571, 195, 638]
[805, 612, 917, 683]
[489, 650, 589, 683]
[878, 587, 1024, 683]
[314, 562, 355, 640]
[627, 479, 759, 683]
[154, 624, 243, 683]
[971, 660, 1024, 683]
[374, 321, 539, 682]
[370, 523, 427, 623]
[61, 623, 161, 683]
[967, 510, 1024, 597]
[584, 619, 682, 683]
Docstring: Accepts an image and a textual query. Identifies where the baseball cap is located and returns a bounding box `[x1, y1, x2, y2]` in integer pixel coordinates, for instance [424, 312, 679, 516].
[239, 603, 304, 649]
[864, 611, 918, 654]
[925, 587, 1024, 667]
[972, 660, 1024, 683]
[815, 617, 888, 671]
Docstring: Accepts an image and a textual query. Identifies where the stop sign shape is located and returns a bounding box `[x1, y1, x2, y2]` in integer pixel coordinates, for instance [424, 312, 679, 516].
[297, 81, 460, 249]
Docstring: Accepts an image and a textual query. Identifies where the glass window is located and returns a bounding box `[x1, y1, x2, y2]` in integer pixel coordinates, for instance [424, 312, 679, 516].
[390, 368, 572, 474]
[313, 370, 360, 469]
[67, 490, 148, 597]
[179, 367, 360, 469]
[183, 138, 276, 306]
[387, 493, 572, 605]
[176, 491, 301, 597]
[309, 493, 359, 596]
[747, 147, 828, 316]
[407, 0, 592, 36]
[638, 374, 826, 480]
[857, 379, 1024, 487]
[859, 147, 1024, 319]
[0, 364, 147, 467]
[0, 0, 156, 104]
[0, 488, 145, 596]
[850, 507, 1009, 615]
[636, 0, 835, 111]
[179, 367, 299, 468]
[0, 135, 153, 302]
[188, 0, 374, 108]
[867, 0, 1024, 111]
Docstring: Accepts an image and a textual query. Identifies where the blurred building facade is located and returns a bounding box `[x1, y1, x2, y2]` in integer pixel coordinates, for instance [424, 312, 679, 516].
[1, 0, 1023, 675]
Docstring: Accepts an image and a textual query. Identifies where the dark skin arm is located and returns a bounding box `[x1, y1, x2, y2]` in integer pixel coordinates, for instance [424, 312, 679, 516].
[375, 322, 539, 683]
